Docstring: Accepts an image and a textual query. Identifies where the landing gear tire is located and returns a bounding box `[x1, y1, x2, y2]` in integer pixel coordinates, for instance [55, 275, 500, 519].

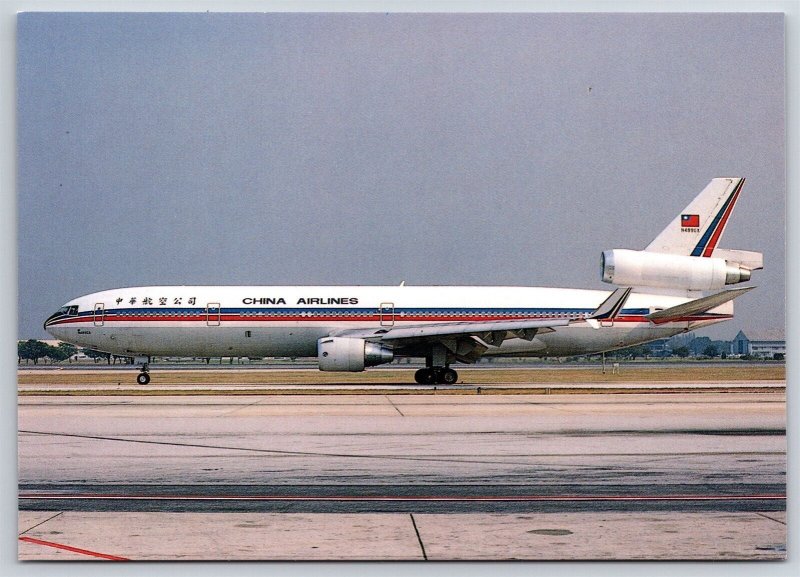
[414, 368, 435, 385]
[441, 368, 458, 385]
[415, 367, 458, 385]
[136, 372, 151, 385]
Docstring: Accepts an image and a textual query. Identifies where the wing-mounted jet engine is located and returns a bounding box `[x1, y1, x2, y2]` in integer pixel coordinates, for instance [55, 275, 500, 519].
[317, 337, 394, 372]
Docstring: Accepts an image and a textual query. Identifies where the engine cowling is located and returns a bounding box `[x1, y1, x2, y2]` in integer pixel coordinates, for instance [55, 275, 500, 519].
[317, 337, 394, 372]
[601, 249, 751, 291]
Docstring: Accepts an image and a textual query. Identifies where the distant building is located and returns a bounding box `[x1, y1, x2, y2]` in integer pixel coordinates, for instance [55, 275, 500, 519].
[687, 336, 730, 357]
[660, 333, 736, 357]
[668, 333, 696, 349]
[646, 338, 672, 357]
[731, 329, 785, 358]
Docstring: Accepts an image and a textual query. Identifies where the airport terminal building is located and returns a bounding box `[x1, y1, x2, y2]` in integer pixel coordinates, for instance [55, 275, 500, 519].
[731, 329, 785, 358]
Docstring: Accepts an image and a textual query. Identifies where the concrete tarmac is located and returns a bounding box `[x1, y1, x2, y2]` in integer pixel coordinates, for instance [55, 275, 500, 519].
[18, 510, 786, 560]
[17, 384, 786, 560]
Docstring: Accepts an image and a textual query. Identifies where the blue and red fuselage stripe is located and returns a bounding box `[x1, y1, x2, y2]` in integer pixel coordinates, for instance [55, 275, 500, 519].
[45, 307, 730, 326]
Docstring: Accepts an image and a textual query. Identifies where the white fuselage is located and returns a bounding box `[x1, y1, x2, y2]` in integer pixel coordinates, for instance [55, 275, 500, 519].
[44, 285, 731, 360]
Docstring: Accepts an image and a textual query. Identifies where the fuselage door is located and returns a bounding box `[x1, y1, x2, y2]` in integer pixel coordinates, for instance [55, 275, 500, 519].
[206, 303, 221, 326]
[93, 303, 105, 326]
[379, 302, 395, 327]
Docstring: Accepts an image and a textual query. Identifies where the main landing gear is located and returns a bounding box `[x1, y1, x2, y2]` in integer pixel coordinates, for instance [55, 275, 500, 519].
[415, 344, 458, 385]
[414, 367, 458, 385]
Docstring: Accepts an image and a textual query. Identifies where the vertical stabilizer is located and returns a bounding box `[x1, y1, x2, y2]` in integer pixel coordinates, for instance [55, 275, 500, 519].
[645, 178, 745, 256]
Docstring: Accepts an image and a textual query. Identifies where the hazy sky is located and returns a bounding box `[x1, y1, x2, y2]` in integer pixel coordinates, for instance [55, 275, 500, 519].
[17, 12, 784, 340]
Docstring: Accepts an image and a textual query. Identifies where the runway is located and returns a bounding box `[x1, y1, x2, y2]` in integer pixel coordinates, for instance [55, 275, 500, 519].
[19, 485, 785, 514]
[17, 380, 786, 559]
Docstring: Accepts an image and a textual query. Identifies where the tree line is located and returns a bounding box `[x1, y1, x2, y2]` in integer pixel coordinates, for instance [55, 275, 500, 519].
[17, 339, 122, 365]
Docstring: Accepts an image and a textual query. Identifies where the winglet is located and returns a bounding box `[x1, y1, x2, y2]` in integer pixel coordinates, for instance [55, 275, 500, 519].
[582, 287, 632, 329]
[588, 287, 633, 320]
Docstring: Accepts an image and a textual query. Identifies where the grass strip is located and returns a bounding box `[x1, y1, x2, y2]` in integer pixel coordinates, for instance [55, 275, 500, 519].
[18, 386, 785, 397]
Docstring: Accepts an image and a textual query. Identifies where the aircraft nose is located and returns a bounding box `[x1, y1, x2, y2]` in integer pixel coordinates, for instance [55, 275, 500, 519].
[43, 312, 59, 331]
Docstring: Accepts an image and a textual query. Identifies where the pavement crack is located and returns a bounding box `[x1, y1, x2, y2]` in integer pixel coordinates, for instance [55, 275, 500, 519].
[19, 511, 63, 536]
[755, 512, 786, 525]
[18, 430, 547, 466]
[410, 513, 427, 560]
[221, 396, 271, 416]
[385, 396, 405, 416]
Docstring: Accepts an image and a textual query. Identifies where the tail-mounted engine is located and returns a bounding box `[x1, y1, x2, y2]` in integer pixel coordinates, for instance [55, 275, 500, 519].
[601, 249, 756, 291]
[318, 337, 394, 372]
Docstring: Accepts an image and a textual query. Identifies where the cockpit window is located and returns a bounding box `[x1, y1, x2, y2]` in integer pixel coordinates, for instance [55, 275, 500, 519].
[68, 305, 78, 316]
[57, 306, 70, 315]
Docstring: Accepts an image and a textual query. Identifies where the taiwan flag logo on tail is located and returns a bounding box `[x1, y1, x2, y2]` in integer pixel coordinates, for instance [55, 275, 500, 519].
[681, 214, 700, 228]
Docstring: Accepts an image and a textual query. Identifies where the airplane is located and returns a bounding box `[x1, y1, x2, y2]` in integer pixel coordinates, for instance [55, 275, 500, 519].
[45, 177, 762, 385]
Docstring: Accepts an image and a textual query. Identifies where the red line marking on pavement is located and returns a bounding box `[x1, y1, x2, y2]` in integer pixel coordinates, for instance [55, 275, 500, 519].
[18, 493, 786, 502]
[19, 536, 129, 560]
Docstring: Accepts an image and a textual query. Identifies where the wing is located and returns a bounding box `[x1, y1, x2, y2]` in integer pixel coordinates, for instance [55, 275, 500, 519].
[332, 287, 632, 363]
[332, 318, 569, 363]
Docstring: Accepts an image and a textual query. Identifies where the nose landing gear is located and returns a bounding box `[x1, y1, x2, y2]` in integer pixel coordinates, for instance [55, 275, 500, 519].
[135, 357, 151, 385]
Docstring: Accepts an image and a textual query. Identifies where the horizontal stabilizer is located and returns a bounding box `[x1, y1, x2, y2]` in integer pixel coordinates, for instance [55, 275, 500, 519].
[711, 249, 763, 271]
[646, 286, 754, 325]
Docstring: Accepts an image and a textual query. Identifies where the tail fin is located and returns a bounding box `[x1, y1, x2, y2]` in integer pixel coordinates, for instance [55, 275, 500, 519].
[645, 177, 745, 256]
